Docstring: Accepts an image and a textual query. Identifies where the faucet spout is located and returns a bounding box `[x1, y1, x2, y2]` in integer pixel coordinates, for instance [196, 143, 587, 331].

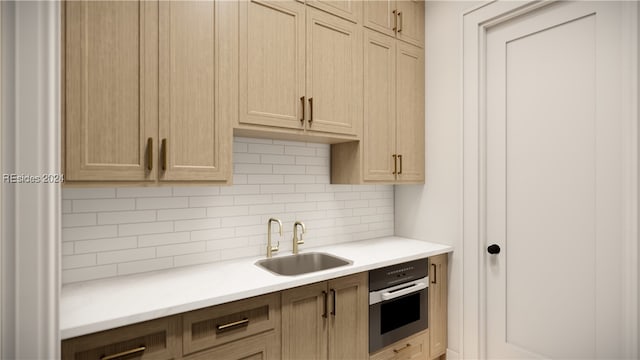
[267, 218, 282, 258]
[292, 221, 306, 255]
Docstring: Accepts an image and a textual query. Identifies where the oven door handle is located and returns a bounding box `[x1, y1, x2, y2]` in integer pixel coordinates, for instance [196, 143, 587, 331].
[380, 282, 428, 301]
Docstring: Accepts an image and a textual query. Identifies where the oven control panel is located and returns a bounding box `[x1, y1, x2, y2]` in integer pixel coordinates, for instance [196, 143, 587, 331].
[369, 258, 429, 291]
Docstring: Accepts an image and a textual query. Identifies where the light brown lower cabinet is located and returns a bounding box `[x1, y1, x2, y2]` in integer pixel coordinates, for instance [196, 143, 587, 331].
[369, 329, 430, 360]
[62, 268, 446, 360]
[429, 254, 448, 360]
[280, 272, 368, 360]
[61, 316, 181, 360]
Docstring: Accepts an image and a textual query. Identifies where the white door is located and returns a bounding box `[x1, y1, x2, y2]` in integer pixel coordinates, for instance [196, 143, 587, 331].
[485, 2, 628, 358]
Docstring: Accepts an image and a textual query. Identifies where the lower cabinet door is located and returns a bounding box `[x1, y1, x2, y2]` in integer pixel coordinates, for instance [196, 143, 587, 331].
[61, 316, 181, 360]
[369, 329, 430, 360]
[182, 330, 280, 360]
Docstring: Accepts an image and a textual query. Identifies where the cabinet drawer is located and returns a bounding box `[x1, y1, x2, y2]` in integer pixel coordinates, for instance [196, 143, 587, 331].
[182, 292, 280, 355]
[182, 330, 280, 360]
[61, 316, 181, 360]
[370, 329, 430, 360]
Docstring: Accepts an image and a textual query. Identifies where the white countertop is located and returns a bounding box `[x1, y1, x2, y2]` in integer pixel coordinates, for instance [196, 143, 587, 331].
[60, 236, 452, 339]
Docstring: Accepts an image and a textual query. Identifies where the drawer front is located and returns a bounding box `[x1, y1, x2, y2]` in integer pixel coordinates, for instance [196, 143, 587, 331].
[182, 330, 280, 360]
[370, 329, 430, 360]
[183, 292, 280, 355]
[61, 316, 181, 360]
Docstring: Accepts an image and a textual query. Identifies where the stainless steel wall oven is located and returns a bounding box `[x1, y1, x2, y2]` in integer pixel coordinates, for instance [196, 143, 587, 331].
[369, 258, 429, 353]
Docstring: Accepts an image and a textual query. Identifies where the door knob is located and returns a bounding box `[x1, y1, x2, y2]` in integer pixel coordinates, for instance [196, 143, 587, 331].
[487, 244, 501, 254]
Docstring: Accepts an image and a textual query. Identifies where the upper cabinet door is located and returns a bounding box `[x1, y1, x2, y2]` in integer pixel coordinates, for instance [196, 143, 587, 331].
[239, 0, 306, 131]
[65, 1, 158, 181]
[395, 0, 424, 48]
[158, 1, 230, 182]
[395, 42, 424, 183]
[306, 7, 362, 136]
[363, 0, 396, 37]
[305, 0, 362, 24]
[363, 30, 397, 182]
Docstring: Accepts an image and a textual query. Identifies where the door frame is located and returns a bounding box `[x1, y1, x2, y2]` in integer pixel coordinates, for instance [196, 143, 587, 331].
[461, 1, 639, 359]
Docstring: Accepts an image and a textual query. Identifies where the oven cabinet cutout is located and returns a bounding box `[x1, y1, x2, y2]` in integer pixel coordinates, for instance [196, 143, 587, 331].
[281, 272, 368, 360]
[428, 254, 448, 359]
[369, 329, 430, 360]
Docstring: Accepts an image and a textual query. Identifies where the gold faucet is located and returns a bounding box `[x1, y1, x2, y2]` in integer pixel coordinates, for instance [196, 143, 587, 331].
[292, 221, 306, 255]
[267, 218, 282, 258]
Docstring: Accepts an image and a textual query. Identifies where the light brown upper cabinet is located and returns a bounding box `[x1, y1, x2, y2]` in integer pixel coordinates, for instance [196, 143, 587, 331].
[304, 0, 362, 24]
[281, 273, 368, 360]
[64, 0, 234, 184]
[158, 1, 231, 182]
[65, 1, 158, 182]
[238, 0, 362, 140]
[364, 0, 424, 48]
[364, 32, 424, 183]
[332, 29, 424, 184]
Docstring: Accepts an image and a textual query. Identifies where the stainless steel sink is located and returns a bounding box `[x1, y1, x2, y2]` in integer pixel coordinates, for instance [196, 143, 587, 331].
[255, 252, 352, 276]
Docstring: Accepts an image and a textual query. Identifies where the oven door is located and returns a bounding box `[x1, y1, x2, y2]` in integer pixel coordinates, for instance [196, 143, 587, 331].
[369, 277, 429, 353]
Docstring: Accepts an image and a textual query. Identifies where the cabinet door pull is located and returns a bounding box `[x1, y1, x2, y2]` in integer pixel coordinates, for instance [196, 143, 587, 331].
[392, 10, 397, 32]
[216, 318, 249, 333]
[322, 290, 328, 318]
[146, 138, 153, 171]
[393, 343, 411, 354]
[398, 154, 403, 174]
[330, 289, 336, 316]
[392, 154, 397, 175]
[161, 139, 167, 172]
[309, 97, 313, 125]
[300, 96, 305, 124]
[398, 11, 403, 33]
[100, 346, 146, 360]
[431, 263, 437, 284]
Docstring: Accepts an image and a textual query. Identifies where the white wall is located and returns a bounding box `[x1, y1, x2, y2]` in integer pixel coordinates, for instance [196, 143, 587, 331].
[394, 1, 481, 358]
[62, 137, 394, 283]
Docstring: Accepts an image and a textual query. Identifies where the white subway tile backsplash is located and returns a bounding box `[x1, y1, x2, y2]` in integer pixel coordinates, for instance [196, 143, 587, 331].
[248, 143, 284, 155]
[207, 206, 249, 218]
[63, 265, 117, 283]
[172, 186, 221, 197]
[63, 188, 115, 200]
[284, 146, 316, 156]
[157, 208, 206, 221]
[73, 199, 135, 212]
[61, 137, 395, 283]
[62, 254, 97, 269]
[119, 221, 174, 236]
[117, 187, 172, 198]
[174, 218, 221, 232]
[62, 200, 72, 213]
[190, 196, 234, 208]
[136, 197, 188, 210]
[75, 237, 137, 254]
[98, 210, 156, 225]
[98, 248, 156, 265]
[62, 213, 97, 228]
[247, 175, 284, 184]
[156, 242, 206, 258]
[63, 225, 118, 241]
[138, 232, 191, 247]
[261, 154, 295, 165]
[191, 228, 235, 241]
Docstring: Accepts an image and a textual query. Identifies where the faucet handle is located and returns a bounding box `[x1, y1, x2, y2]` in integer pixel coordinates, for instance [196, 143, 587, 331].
[294, 221, 306, 244]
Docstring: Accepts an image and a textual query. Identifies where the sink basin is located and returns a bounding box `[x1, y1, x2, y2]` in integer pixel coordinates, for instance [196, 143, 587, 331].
[255, 252, 352, 276]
